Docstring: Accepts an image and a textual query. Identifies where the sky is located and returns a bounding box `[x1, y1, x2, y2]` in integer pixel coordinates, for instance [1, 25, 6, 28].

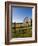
[12, 7, 32, 23]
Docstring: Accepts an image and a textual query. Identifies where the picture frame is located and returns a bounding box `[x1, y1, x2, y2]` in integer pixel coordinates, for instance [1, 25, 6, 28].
[5, 1, 37, 45]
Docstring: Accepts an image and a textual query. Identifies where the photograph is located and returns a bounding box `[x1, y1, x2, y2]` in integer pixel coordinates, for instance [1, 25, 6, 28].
[11, 7, 32, 38]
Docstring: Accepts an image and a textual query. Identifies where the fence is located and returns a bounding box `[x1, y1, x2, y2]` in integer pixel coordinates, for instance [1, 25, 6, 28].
[11, 23, 32, 38]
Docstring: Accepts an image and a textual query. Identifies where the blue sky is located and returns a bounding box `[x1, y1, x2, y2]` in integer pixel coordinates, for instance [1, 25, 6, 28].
[12, 7, 32, 23]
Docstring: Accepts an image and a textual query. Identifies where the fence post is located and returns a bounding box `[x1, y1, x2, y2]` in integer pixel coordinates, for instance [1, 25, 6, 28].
[14, 22, 16, 37]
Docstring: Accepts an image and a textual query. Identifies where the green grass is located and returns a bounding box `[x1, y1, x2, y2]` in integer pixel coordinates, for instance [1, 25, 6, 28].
[11, 28, 32, 38]
[11, 24, 32, 38]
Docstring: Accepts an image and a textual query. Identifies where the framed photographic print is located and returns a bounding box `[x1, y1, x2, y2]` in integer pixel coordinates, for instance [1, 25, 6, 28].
[5, 1, 37, 45]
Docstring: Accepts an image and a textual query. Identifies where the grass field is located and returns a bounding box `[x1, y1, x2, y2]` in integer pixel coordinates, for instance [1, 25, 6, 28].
[11, 23, 32, 38]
